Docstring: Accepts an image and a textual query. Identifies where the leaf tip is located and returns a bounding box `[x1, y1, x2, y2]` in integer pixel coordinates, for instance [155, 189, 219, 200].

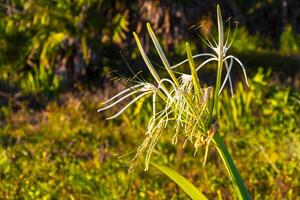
[146, 22, 151, 29]
[185, 42, 190, 49]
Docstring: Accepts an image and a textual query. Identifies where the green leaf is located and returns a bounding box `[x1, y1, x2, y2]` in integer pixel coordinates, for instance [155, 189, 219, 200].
[186, 42, 201, 96]
[212, 133, 251, 200]
[133, 32, 161, 84]
[146, 23, 179, 87]
[152, 163, 208, 200]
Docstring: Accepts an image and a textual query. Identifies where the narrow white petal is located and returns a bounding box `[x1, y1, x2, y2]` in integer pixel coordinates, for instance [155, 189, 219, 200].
[159, 78, 177, 94]
[171, 53, 217, 69]
[98, 89, 144, 112]
[106, 91, 153, 119]
[219, 60, 233, 95]
[157, 79, 178, 100]
[196, 57, 218, 71]
[220, 58, 234, 95]
[102, 83, 144, 105]
[225, 55, 249, 87]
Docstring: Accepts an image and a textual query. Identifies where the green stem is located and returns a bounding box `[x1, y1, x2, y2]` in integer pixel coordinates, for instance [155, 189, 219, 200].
[212, 133, 251, 200]
[212, 5, 224, 116]
[212, 53, 223, 116]
[210, 5, 251, 200]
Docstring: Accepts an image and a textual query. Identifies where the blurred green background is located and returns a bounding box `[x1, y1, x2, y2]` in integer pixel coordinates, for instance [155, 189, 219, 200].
[0, 0, 300, 199]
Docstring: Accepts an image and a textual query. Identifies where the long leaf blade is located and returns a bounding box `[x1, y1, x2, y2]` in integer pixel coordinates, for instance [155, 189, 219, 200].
[146, 23, 179, 87]
[133, 32, 161, 84]
[152, 163, 208, 200]
[186, 42, 201, 96]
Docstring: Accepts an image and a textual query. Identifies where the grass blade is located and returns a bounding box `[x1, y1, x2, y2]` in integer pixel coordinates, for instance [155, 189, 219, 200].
[152, 162, 208, 200]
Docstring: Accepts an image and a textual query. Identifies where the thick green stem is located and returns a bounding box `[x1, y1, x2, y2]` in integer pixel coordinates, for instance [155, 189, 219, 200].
[213, 55, 223, 116]
[210, 5, 251, 200]
[212, 133, 251, 200]
[212, 5, 224, 116]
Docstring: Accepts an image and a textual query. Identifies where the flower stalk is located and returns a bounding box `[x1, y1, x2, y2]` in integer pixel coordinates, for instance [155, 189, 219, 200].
[212, 133, 251, 200]
[210, 5, 251, 200]
[213, 5, 224, 116]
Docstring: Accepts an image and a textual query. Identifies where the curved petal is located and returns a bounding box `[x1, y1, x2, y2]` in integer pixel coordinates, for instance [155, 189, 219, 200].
[225, 55, 249, 87]
[196, 57, 218, 71]
[171, 53, 217, 69]
[101, 83, 144, 105]
[106, 91, 153, 119]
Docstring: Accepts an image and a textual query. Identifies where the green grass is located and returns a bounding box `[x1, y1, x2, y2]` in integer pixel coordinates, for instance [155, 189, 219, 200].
[0, 71, 299, 199]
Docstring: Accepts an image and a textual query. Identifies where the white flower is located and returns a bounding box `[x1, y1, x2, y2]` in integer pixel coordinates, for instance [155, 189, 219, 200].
[171, 19, 249, 96]
[98, 13, 249, 170]
[99, 25, 215, 171]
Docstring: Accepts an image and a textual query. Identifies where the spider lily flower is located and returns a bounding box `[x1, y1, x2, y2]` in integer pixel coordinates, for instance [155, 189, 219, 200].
[99, 25, 214, 171]
[98, 5, 251, 172]
[171, 6, 249, 96]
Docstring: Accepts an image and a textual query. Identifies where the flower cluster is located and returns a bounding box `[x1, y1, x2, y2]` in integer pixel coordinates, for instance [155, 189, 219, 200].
[98, 12, 249, 170]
